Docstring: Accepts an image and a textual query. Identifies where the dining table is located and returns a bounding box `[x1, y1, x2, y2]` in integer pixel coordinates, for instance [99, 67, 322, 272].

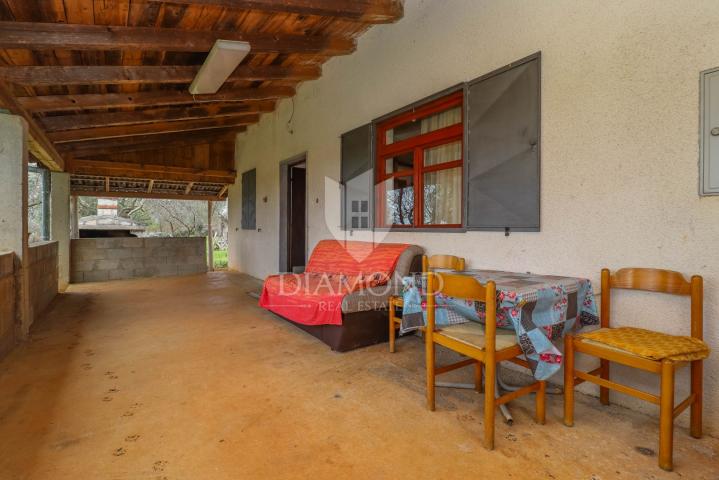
[400, 269, 600, 381]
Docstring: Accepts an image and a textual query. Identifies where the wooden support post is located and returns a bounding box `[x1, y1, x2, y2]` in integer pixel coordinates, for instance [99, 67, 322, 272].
[71, 195, 79, 239]
[207, 201, 214, 272]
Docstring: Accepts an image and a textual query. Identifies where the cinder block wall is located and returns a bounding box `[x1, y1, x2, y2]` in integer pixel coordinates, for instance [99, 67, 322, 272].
[0, 251, 15, 357]
[70, 237, 207, 283]
[27, 241, 59, 325]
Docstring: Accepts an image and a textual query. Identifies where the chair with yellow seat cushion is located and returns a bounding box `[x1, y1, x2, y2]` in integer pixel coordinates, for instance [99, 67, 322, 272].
[388, 254, 466, 353]
[426, 272, 546, 450]
[564, 268, 707, 471]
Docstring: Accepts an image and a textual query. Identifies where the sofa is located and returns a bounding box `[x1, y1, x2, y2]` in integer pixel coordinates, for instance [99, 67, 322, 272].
[260, 240, 423, 351]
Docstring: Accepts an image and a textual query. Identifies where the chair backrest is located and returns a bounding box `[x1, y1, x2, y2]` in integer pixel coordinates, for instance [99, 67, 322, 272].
[601, 267, 703, 339]
[422, 254, 466, 272]
[426, 272, 498, 352]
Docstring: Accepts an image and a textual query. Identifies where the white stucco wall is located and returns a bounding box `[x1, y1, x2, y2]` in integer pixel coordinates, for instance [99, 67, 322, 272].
[229, 0, 719, 432]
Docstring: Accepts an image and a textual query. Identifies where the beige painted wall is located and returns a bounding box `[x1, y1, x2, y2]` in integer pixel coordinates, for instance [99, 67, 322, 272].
[229, 0, 719, 432]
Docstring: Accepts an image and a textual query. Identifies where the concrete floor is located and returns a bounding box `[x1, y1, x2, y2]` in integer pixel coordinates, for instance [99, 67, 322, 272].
[0, 272, 716, 479]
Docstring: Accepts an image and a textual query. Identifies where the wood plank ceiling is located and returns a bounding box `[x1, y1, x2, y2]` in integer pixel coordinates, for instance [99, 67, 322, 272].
[0, 0, 403, 200]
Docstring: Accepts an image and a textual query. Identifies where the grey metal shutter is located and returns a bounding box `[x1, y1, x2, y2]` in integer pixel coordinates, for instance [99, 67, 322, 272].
[701, 67, 719, 195]
[340, 123, 373, 230]
[465, 53, 541, 231]
[241, 168, 256, 230]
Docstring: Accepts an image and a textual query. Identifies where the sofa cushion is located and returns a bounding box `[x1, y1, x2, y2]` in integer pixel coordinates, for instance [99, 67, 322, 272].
[305, 240, 414, 279]
[340, 245, 424, 314]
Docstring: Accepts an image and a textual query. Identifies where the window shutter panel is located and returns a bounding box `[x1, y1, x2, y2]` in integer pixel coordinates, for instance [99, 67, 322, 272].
[340, 123, 374, 230]
[241, 168, 256, 230]
[465, 54, 541, 231]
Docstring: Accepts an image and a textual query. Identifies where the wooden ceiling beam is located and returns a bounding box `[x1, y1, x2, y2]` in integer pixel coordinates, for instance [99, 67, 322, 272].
[145, 0, 404, 23]
[0, 80, 64, 171]
[41, 104, 273, 131]
[67, 159, 236, 184]
[0, 21, 356, 55]
[71, 187, 227, 202]
[19, 86, 293, 112]
[58, 130, 242, 156]
[49, 115, 260, 143]
[0, 65, 320, 87]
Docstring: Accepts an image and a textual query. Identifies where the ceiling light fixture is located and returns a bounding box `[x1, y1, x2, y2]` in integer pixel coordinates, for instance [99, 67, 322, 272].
[189, 40, 251, 95]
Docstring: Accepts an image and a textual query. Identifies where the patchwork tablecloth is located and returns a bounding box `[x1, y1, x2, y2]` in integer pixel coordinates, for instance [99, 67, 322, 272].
[401, 270, 599, 380]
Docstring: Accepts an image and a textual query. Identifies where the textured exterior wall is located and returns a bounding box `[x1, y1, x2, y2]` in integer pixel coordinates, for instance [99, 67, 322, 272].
[228, 0, 719, 431]
[70, 237, 207, 283]
[0, 252, 16, 358]
[27, 241, 58, 327]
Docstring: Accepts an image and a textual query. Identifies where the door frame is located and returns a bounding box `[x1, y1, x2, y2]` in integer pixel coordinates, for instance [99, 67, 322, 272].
[278, 153, 308, 272]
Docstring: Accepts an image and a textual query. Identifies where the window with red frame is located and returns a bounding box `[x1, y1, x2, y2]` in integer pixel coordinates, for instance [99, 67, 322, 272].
[375, 91, 464, 228]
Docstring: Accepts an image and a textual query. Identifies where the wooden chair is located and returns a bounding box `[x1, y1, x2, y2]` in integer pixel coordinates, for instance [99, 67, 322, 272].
[422, 254, 466, 272]
[389, 254, 465, 353]
[426, 272, 546, 449]
[564, 268, 705, 471]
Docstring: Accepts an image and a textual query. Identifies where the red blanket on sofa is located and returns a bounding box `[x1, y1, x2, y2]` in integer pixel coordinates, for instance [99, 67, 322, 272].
[259, 240, 411, 326]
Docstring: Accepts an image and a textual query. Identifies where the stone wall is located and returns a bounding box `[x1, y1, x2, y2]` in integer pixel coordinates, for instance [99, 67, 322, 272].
[71, 237, 207, 283]
[0, 251, 15, 357]
[27, 241, 59, 325]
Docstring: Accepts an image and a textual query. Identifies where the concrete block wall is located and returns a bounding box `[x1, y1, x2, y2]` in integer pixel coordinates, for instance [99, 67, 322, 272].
[70, 237, 207, 283]
[0, 251, 15, 358]
[27, 241, 59, 325]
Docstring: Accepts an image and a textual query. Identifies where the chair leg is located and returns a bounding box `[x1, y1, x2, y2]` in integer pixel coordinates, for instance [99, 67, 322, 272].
[483, 358, 496, 450]
[563, 334, 575, 427]
[389, 306, 396, 353]
[599, 359, 610, 405]
[425, 337, 435, 411]
[659, 360, 675, 471]
[690, 360, 703, 439]
[474, 361, 483, 393]
[536, 380, 546, 425]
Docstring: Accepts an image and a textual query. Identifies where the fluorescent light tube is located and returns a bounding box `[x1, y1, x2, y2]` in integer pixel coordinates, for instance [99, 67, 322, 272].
[189, 40, 251, 95]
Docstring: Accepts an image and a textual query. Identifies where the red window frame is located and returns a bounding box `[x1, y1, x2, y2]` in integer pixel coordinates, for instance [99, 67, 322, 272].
[375, 91, 464, 228]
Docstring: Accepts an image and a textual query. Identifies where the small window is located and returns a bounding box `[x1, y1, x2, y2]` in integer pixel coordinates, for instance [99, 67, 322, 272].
[241, 168, 256, 230]
[28, 164, 50, 243]
[375, 91, 464, 229]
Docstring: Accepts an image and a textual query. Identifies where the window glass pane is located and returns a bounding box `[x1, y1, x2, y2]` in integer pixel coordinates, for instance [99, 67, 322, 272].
[386, 105, 461, 145]
[423, 167, 462, 225]
[384, 152, 414, 174]
[386, 121, 420, 145]
[382, 176, 414, 225]
[424, 140, 462, 167]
